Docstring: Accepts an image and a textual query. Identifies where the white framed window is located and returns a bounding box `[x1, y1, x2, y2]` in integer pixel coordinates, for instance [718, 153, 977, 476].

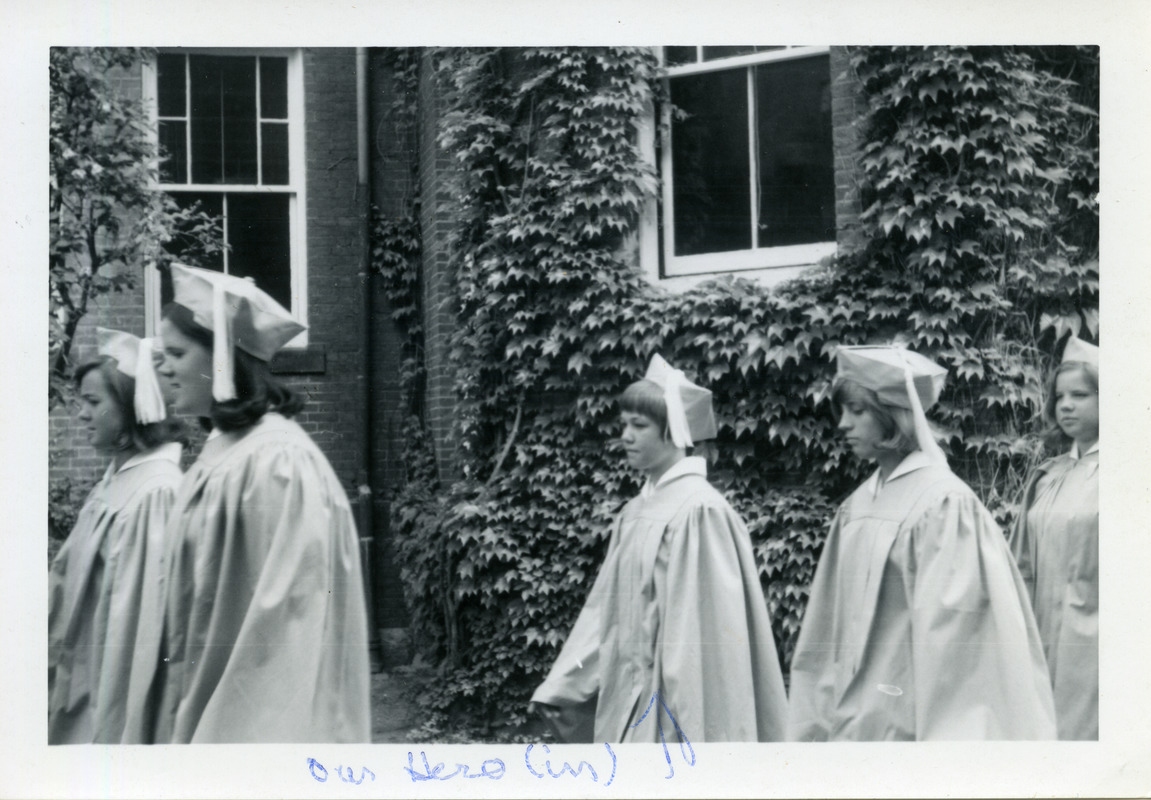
[645, 46, 836, 285]
[143, 48, 308, 346]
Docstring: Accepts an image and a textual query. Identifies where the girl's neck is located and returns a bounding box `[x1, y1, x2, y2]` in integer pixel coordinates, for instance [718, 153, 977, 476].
[645, 451, 686, 484]
[1075, 436, 1098, 454]
[874, 450, 907, 481]
[110, 448, 136, 472]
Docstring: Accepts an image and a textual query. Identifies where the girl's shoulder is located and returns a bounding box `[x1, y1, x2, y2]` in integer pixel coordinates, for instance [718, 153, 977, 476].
[668, 475, 738, 519]
[101, 448, 183, 509]
[201, 413, 316, 466]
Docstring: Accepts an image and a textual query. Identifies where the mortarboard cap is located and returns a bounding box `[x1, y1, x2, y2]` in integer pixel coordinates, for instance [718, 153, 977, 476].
[1061, 336, 1098, 368]
[96, 327, 167, 423]
[169, 263, 306, 401]
[835, 345, 947, 411]
[643, 354, 718, 448]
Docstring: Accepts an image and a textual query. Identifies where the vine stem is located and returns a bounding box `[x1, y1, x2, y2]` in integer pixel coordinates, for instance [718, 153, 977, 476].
[486, 401, 523, 487]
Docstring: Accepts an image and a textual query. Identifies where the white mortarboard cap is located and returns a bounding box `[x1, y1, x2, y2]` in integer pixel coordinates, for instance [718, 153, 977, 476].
[96, 327, 167, 424]
[1061, 336, 1098, 368]
[168, 263, 306, 401]
[835, 345, 947, 410]
[643, 354, 718, 448]
[835, 344, 948, 463]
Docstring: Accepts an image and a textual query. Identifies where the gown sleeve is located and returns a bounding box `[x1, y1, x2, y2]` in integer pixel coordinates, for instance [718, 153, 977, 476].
[653, 498, 788, 742]
[172, 438, 370, 743]
[901, 491, 1056, 740]
[529, 522, 620, 743]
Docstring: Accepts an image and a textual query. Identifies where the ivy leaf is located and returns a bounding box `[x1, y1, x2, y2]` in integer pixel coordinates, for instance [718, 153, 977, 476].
[567, 351, 592, 374]
[935, 206, 962, 230]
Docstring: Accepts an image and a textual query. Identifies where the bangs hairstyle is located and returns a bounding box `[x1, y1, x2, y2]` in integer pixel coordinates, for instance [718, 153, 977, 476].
[619, 379, 669, 437]
[1042, 360, 1098, 451]
[831, 378, 919, 457]
[74, 357, 185, 452]
[162, 302, 305, 432]
[618, 377, 719, 460]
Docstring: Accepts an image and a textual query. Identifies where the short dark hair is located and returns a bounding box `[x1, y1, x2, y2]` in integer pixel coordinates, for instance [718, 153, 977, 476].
[619, 379, 670, 439]
[74, 357, 185, 452]
[162, 302, 305, 432]
[831, 378, 918, 457]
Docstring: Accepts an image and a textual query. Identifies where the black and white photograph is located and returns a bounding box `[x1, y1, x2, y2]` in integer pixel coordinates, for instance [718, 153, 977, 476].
[6, 0, 1151, 797]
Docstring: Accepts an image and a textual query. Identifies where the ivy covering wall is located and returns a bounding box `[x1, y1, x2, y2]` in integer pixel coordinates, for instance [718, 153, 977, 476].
[375, 46, 1098, 738]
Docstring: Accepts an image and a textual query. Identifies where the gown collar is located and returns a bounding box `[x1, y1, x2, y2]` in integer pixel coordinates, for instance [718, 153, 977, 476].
[1069, 440, 1099, 459]
[102, 442, 183, 482]
[864, 449, 935, 500]
[640, 456, 707, 499]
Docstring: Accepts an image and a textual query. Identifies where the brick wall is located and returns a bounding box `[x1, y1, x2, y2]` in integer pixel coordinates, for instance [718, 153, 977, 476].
[830, 46, 866, 255]
[417, 50, 461, 483]
[368, 49, 421, 631]
[296, 48, 368, 493]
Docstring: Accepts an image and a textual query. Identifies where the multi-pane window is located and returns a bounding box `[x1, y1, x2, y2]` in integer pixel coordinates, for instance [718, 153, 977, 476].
[659, 46, 836, 277]
[146, 50, 305, 336]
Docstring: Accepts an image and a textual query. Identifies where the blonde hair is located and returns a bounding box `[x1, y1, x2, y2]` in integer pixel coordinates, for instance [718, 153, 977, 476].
[832, 378, 918, 457]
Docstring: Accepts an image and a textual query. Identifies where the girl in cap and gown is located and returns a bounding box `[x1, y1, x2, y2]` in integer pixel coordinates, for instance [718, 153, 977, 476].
[120, 264, 370, 744]
[1009, 336, 1099, 740]
[530, 355, 788, 743]
[787, 345, 1056, 741]
[49, 329, 183, 743]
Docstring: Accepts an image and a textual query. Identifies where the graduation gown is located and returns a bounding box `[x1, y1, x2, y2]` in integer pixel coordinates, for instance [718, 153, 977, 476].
[532, 457, 788, 743]
[48, 444, 182, 744]
[121, 413, 370, 743]
[788, 452, 1056, 741]
[1008, 445, 1098, 740]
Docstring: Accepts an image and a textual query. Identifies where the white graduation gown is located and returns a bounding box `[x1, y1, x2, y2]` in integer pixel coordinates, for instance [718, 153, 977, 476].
[788, 451, 1057, 741]
[48, 443, 182, 744]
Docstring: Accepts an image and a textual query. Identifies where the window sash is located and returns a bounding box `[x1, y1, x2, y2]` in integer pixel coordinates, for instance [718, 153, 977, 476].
[659, 46, 835, 279]
[142, 49, 307, 345]
[155, 53, 294, 189]
[662, 45, 829, 76]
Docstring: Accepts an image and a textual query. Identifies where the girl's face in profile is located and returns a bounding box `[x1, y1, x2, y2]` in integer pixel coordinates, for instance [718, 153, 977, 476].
[1054, 367, 1099, 448]
[837, 400, 887, 463]
[158, 318, 215, 417]
[620, 410, 681, 479]
[77, 368, 125, 452]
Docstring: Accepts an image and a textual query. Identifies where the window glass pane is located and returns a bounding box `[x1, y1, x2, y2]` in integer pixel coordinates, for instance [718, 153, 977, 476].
[189, 56, 223, 183]
[259, 57, 288, 119]
[664, 46, 697, 67]
[754, 55, 835, 247]
[261, 123, 290, 185]
[220, 58, 258, 184]
[670, 69, 751, 256]
[158, 120, 187, 184]
[156, 54, 186, 117]
[189, 56, 258, 184]
[227, 194, 292, 310]
[161, 193, 225, 306]
[702, 46, 757, 60]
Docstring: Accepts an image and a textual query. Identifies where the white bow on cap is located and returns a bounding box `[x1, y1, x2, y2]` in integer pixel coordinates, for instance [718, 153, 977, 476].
[644, 354, 695, 448]
[96, 327, 167, 424]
